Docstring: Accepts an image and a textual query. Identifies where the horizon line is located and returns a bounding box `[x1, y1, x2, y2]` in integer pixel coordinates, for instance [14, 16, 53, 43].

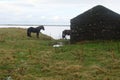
[0, 24, 70, 27]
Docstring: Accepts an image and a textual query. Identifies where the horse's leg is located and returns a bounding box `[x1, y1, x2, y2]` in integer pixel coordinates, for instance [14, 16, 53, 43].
[62, 33, 65, 39]
[27, 31, 31, 37]
[27, 31, 29, 37]
[36, 32, 39, 38]
[62, 35, 64, 39]
[27, 32, 30, 37]
[29, 32, 32, 37]
[63, 35, 67, 39]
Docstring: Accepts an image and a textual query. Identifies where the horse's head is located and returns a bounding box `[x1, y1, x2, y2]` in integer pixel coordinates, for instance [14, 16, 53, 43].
[38, 25, 45, 30]
[37, 25, 45, 31]
[41, 26, 45, 30]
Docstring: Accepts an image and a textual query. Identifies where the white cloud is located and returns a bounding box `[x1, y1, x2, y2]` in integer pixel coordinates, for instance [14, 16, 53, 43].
[40, 16, 46, 19]
[0, 0, 120, 25]
[52, 16, 60, 21]
[0, 2, 25, 16]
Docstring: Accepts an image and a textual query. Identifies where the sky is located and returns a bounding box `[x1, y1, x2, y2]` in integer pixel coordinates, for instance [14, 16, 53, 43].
[0, 0, 120, 25]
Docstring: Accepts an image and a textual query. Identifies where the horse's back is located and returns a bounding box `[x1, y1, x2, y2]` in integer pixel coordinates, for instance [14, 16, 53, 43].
[27, 27, 33, 31]
[27, 27, 37, 32]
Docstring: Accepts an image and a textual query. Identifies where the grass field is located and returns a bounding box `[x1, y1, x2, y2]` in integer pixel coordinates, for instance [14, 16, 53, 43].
[0, 28, 120, 80]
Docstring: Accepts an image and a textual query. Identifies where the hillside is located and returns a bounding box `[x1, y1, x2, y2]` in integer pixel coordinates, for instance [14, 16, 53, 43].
[0, 28, 53, 41]
[0, 28, 120, 80]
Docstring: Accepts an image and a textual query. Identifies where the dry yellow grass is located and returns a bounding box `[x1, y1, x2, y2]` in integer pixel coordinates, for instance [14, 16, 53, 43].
[0, 28, 120, 80]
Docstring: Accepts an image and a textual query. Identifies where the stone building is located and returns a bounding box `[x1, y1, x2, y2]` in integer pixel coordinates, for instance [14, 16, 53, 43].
[70, 5, 120, 43]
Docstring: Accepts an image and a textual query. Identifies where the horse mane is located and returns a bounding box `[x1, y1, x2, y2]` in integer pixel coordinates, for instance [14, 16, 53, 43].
[37, 25, 44, 29]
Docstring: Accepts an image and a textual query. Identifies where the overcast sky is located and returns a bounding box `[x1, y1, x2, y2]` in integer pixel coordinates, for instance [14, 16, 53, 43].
[0, 0, 120, 25]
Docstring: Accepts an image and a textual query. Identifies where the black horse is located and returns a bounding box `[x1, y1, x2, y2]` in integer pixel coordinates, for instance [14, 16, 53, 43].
[62, 30, 71, 39]
[27, 25, 45, 38]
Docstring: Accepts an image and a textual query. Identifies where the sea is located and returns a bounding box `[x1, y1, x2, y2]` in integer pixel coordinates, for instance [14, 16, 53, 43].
[0, 25, 70, 39]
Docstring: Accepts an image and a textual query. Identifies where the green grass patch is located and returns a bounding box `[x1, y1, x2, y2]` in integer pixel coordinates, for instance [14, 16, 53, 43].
[0, 28, 120, 80]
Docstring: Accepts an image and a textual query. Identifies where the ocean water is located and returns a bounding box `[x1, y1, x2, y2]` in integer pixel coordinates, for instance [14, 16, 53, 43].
[42, 26, 70, 39]
[0, 25, 70, 39]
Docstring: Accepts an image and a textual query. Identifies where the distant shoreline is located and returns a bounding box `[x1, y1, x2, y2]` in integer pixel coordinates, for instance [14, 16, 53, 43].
[0, 25, 70, 39]
[0, 24, 70, 27]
